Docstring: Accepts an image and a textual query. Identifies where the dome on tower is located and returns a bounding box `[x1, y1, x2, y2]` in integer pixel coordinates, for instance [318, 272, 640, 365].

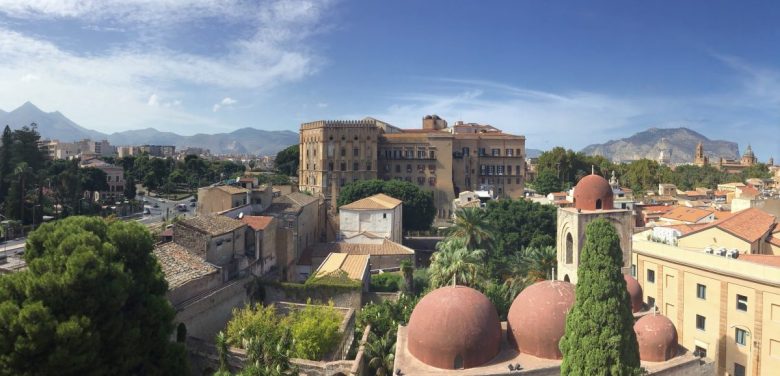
[624, 274, 643, 313]
[573, 174, 614, 210]
[634, 314, 679, 362]
[406, 286, 502, 369]
[743, 144, 755, 157]
[507, 280, 575, 359]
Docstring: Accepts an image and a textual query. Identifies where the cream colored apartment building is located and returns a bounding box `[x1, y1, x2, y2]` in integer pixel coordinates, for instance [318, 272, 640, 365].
[299, 115, 525, 219]
[631, 207, 780, 376]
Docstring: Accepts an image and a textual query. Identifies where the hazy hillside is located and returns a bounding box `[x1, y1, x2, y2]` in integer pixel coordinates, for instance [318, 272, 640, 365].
[580, 127, 739, 164]
[0, 102, 298, 155]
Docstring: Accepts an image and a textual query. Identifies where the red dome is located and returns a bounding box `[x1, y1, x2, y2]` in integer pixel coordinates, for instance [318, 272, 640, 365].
[407, 286, 502, 369]
[507, 280, 575, 359]
[624, 275, 644, 313]
[573, 174, 614, 210]
[634, 314, 679, 362]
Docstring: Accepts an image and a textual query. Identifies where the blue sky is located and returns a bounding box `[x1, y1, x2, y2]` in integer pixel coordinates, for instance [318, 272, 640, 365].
[0, 0, 778, 158]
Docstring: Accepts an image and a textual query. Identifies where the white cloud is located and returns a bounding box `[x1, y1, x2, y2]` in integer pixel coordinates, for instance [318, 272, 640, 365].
[213, 97, 237, 112]
[147, 93, 159, 106]
[0, 0, 334, 133]
[317, 102, 328, 108]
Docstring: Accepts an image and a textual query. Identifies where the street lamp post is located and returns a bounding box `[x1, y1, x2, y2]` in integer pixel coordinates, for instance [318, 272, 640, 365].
[730, 324, 753, 376]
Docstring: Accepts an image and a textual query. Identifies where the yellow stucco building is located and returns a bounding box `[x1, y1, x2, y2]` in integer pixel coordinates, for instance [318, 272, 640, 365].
[631, 207, 780, 376]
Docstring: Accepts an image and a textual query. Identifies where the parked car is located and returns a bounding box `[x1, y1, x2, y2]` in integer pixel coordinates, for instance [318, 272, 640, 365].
[153, 203, 160, 208]
[176, 204, 188, 212]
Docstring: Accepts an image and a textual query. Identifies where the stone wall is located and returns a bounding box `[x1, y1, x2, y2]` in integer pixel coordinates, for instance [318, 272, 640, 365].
[263, 282, 363, 311]
[174, 276, 253, 341]
[185, 317, 371, 376]
[363, 291, 401, 305]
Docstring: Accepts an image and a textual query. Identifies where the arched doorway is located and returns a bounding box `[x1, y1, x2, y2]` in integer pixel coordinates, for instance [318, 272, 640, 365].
[454, 354, 464, 369]
[596, 199, 602, 209]
[564, 274, 570, 283]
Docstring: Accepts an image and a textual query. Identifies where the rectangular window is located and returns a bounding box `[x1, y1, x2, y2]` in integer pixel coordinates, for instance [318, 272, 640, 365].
[737, 294, 748, 312]
[735, 328, 748, 346]
[631, 264, 637, 277]
[340, 148, 346, 157]
[353, 148, 359, 157]
[353, 162, 359, 171]
[417, 177, 425, 185]
[506, 148, 513, 156]
[479, 148, 486, 156]
[417, 164, 425, 173]
[366, 162, 371, 171]
[734, 363, 745, 376]
[696, 314, 706, 331]
[418, 150, 426, 159]
[491, 148, 500, 156]
[328, 162, 334, 171]
[384, 164, 390, 172]
[429, 150, 435, 159]
[405, 149, 414, 158]
[462, 147, 470, 156]
[383, 213, 387, 219]
[340, 163, 346, 171]
[647, 296, 655, 308]
[406, 164, 412, 173]
[696, 284, 707, 300]
[647, 269, 655, 283]
[694, 346, 707, 358]
[384, 150, 392, 159]
[395, 165, 401, 173]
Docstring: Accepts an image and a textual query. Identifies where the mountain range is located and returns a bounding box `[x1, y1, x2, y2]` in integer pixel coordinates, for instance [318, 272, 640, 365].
[580, 127, 740, 164]
[0, 102, 298, 156]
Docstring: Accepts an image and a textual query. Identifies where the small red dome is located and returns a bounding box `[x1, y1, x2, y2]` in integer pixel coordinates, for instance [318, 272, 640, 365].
[624, 275, 644, 313]
[573, 174, 614, 210]
[634, 314, 679, 362]
[407, 286, 502, 369]
[507, 280, 575, 359]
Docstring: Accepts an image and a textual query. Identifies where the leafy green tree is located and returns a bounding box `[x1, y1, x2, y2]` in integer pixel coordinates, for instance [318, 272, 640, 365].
[275, 145, 299, 176]
[400, 259, 414, 293]
[449, 207, 494, 251]
[81, 167, 109, 193]
[124, 176, 137, 200]
[0, 125, 12, 203]
[337, 179, 435, 231]
[559, 219, 641, 375]
[483, 198, 557, 261]
[429, 237, 485, 288]
[518, 246, 557, 282]
[370, 273, 403, 292]
[532, 170, 563, 196]
[741, 163, 771, 180]
[365, 332, 396, 376]
[0, 216, 188, 375]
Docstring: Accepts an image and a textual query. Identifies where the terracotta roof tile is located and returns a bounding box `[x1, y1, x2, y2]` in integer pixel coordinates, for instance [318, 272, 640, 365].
[737, 254, 780, 268]
[241, 215, 274, 231]
[179, 215, 246, 236]
[314, 253, 369, 280]
[681, 208, 776, 243]
[153, 242, 218, 289]
[660, 207, 713, 223]
[303, 239, 414, 263]
[341, 193, 402, 210]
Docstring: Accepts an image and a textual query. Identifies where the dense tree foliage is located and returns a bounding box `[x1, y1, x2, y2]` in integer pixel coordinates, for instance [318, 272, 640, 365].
[535, 147, 612, 188]
[370, 273, 403, 292]
[0, 216, 187, 375]
[225, 303, 343, 361]
[428, 237, 485, 288]
[483, 198, 557, 265]
[275, 145, 299, 176]
[337, 179, 435, 231]
[118, 154, 244, 193]
[532, 170, 563, 195]
[560, 219, 642, 375]
[449, 207, 494, 250]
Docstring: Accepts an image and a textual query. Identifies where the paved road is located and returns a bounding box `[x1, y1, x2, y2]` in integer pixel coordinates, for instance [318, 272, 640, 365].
[0, 237, 27, 255]
[136, 195, 197, 225]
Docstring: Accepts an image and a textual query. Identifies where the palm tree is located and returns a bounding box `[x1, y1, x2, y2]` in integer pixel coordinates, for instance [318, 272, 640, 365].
[400, 259, 414, 294]
[365, 332, 396, 376]
[449, 207, 494, 251]
[429, 237, 486, 288]
[13, 162, 32, 222]
[520, 245, 557, 283]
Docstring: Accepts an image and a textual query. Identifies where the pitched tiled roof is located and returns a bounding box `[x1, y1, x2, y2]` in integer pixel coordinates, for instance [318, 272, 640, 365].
[241, 215, 274, 231]
[266, 192, 318, 215]
[216, 185, 249, 195]
[304, 239, 414, 261]
[737, 185, 759, 197]
[179, 215, 246, 236]
[660, 207, 712, 223]
[340, 193, 402, 210]
[314, 253, 369, 280]
[737, 254, 780, 268]
[153, 242, 218, 289]
[681, 208, 776, 243]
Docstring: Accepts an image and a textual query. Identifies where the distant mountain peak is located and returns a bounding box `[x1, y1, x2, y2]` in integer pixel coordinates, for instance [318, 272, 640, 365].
[581, 126, 738, 164]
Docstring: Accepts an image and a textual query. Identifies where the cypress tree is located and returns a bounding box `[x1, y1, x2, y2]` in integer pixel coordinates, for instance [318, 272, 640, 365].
[559, 218, 642, 375]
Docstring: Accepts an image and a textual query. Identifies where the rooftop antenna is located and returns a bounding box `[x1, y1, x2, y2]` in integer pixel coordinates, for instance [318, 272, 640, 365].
[591, 165, 595, 174]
